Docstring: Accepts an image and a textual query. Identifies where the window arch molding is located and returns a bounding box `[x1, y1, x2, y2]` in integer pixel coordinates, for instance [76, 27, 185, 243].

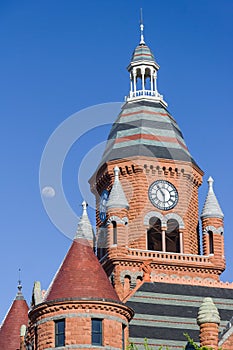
[203, 225, 223, 235]
[144, 211, 166, 228]
[164, 213, 185, 229]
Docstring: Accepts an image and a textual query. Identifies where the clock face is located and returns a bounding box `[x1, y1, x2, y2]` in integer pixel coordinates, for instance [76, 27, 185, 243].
[148, 180, 178, 211]
[99, 190, 109, 222]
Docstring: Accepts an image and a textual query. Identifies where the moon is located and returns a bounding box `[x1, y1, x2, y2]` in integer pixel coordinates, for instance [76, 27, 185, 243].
[42, 186, 56, 198]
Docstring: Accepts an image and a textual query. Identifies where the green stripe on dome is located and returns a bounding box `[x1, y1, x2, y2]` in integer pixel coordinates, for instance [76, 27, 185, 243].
[101, 101, 198, 166]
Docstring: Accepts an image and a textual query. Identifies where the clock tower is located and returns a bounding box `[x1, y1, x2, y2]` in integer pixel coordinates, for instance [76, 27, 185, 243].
[89, 23, 225, 300]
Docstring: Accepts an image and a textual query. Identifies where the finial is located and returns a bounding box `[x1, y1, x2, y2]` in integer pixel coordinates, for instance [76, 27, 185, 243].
[17, 268, 22, 294]
[114, 166, 120, 182]
[140, 8, 145, 45]
[82, 200, 88, 216]
[208, 176, 214, 192]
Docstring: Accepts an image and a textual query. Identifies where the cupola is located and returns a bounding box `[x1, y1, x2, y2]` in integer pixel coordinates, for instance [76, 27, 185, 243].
[126, 17, 167, 107]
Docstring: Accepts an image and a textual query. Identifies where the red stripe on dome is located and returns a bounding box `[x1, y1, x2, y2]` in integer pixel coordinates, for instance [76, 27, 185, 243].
[115, 133, 188, 151]
[121, 110, 170, 118]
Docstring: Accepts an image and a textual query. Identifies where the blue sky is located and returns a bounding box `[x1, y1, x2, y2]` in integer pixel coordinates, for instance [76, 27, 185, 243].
[0, 0, 233, 322]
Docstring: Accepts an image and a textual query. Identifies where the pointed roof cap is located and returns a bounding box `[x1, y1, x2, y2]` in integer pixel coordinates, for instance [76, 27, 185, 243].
[75, 201, 94, 241]
[0, 283, 29, 350]
[106, 167, 129, 210]
[201, 177, 224, 219]
[44, 237, 120, 302]
[197, 297, 220, 325]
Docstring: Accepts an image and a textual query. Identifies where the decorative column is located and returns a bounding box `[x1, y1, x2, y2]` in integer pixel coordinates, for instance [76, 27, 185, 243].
[150, 68, 153, 92]
[130, 73, 133, 97]
[133, 69, 137, 94]
[161, 228, 166, 252]
[141, 67, 145, 93]
[179, 230, 184, 254]
[153, 72, 157, 96]
[197, 297, 220, 349]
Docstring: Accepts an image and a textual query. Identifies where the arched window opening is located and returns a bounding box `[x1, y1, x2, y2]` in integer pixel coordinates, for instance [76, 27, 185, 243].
[136, 276, 143, 286]
[166, 219, 180, 253]
[147, 217, 162, 251]
[136, 69, 142, 90]
[124, 275, 131, 295]
[145, 68, 151, 90]
[208, 231, 214, 254]
[112, 221, 117, 245]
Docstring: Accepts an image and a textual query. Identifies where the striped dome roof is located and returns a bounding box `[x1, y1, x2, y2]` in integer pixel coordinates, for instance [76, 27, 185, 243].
[102, 100, 198, 166]
[131, 43, 155, 63]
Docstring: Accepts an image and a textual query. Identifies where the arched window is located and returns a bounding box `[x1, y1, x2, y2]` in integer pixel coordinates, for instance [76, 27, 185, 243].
[147, 217, 162, 251]
[124, 275, 131, 295]
[166, 219, 180, 253]
[208, 230, 214, 254]
[144, 68, 151, 91]
[136, 68, 142, 90]
[112, 221, 117, 245]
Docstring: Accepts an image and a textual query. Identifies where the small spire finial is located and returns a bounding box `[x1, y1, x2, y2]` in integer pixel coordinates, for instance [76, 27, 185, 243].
[140, 8, 145, 45]
[82, 200, 88, 216]
[114, 166, 120, 182]
[17, 268, 22, 294]
[208, 176, 214, 192]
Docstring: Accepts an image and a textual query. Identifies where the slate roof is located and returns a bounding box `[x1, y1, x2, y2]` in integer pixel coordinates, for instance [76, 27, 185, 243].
[131, 43, 155, 63]
[75, 201, 94, 241]
[102, 100, 198, 167]
[0, 287, 29, 350]
[201, 177, 224, 219]
[44, 238, 120, 302]
[126, 282, 233, 350]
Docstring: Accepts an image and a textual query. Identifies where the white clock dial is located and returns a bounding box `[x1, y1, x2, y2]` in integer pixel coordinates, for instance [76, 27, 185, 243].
[148, 180, 178, 210]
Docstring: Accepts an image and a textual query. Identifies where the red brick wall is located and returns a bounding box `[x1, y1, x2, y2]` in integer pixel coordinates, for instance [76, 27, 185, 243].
[27, 300, 133, 350]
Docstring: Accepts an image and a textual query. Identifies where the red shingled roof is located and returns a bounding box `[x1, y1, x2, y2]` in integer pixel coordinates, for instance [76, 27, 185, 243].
[45, 239, 120, 302]
[0, 294, 28, 350]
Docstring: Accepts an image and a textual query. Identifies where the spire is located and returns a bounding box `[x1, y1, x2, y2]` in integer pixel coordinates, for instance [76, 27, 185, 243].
[106, 167, 129, 210]
[201, 177, 224, 219]
[140, 8, 145, 45]
[75, 200, 94, 243]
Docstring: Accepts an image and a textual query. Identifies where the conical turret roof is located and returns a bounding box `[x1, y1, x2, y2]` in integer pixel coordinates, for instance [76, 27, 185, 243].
[44, 238, 120, 302]
[106, 166, 129, 210]
[201, 177, 224, 219]
[0, 284, 29, 350]
[45, 203, 119, 302]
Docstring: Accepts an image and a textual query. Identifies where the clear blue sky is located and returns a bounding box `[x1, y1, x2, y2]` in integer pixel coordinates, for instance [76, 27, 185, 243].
[0, 0, 232, 322]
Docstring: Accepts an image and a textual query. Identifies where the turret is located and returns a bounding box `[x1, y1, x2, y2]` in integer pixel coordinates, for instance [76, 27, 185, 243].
[0, 280, 29, 350]
[105, 166, 129, 249]
[201, 177, 225, 270]
[27, 202, 133, 349]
